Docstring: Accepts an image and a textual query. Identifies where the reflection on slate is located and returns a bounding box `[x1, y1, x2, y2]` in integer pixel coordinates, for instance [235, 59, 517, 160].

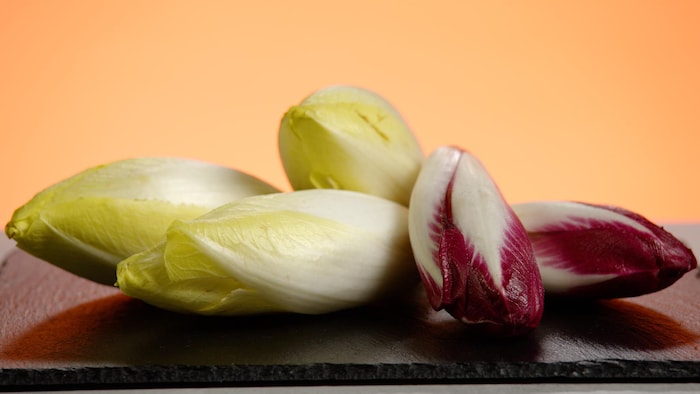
[1, 248, 699, 389]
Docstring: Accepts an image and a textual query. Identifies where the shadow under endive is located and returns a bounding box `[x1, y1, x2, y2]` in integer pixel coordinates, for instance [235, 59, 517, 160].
[4, 286, 697, 367]
[3, 289, 455, 366]
[541, 297, 699, 353]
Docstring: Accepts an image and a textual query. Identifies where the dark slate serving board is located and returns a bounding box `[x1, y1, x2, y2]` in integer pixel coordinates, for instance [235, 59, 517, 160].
[1, 225, 699, 391]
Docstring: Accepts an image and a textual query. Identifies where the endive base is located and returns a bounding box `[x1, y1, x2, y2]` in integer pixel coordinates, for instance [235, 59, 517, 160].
[1, 225, 700, 390]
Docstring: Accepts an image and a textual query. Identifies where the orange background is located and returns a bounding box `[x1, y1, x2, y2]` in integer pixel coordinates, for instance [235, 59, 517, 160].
[1, 1, 699, 225]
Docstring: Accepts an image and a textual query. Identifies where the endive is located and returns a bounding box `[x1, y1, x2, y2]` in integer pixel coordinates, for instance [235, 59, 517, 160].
[5, 157, 280, 285]
[278, 85, 424, 206]
[408, 146, 544, 336]
[116, 189, 417, 315]
[513, 201, 698, 298]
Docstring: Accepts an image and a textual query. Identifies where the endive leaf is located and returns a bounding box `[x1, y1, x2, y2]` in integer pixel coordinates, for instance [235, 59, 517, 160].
[279, 85, 424, 206]
[6, 157, 280, 285]
[117, 189, 418, 315]
[117, 244, 280, 315]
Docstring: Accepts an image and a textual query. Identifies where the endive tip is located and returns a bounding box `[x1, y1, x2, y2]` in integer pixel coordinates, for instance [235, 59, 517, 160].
[283, 107, 321, 142]
[5, 220, 24, 240]
[282, 105, 302, 121]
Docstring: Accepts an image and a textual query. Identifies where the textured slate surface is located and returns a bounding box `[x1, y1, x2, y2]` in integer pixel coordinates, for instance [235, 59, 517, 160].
[1, 225, 699, 390]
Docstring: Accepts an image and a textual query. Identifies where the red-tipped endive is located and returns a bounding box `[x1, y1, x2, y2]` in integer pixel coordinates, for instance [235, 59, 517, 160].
[5, 157, 280, 285]
[116, 189, 418, 315]
[408, 146, 544, 336]
[512, 201, 698, 298]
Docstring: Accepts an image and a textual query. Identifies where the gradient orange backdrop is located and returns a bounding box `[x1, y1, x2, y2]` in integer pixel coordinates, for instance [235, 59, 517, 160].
[1, 0, 699, 226]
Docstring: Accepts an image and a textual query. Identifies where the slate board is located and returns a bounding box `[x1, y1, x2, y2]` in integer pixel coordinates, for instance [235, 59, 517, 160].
[1, 225, 699, 391]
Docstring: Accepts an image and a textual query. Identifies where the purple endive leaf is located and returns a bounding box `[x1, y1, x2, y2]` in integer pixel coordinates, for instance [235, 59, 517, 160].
[513, 201, 697, 298]
[409, 146, 544, 336]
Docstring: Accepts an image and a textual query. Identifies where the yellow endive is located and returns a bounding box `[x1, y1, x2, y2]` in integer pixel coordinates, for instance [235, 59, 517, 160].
[5, 157, 280, 285]
[279, 85, 424, 206]
[116, 189, 418, 315]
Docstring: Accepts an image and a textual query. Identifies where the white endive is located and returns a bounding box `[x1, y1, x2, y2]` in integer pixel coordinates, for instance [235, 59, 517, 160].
[409, 146, 544, 336]
[5, 157, 280, 285]
[513, 201, 698, 298]
[278, 85, 424, 206]
[116, 189, 418, 315]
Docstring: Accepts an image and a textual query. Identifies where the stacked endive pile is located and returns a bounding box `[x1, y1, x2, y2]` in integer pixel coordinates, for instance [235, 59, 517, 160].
[6, 86, 697, 336]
